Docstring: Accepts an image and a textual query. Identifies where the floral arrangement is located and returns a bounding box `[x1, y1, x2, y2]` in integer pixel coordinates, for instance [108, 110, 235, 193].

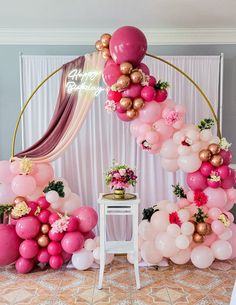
[105, 162, 137, 190]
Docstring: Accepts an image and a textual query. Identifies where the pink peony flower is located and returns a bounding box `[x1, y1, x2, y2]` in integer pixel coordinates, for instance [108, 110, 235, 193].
[119, 169, 126, 176]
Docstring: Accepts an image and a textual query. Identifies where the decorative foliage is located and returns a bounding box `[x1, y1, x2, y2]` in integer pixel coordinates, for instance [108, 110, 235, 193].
[198, 118, 214, 131]
[172, 184, 187, 198]
[154, 80, 169, 90]
[194, 208, 208, 223]
[218, 213, 230, 227]
[11, 202, 31, 218]
[142, 206, 158, 222]
[51, 214, 70, 233]
[43, 180, 65, 197]
[0, 204, 14, 217]
[219, 137, 232, 151]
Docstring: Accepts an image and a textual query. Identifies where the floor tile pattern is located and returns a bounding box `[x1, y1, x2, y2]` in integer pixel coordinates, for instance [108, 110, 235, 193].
[0, 257, 235, 305]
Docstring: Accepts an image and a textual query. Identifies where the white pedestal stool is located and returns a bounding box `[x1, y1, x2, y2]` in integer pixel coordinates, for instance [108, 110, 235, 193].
[97, 193, 140, 289]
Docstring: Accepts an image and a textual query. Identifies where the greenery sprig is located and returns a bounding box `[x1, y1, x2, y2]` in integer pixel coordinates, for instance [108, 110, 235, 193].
[0, 204, 14, 217]
[43, 180, 65, 197]
[154, 80, 169, 90]
[172, 184, 187, 198]
[142, 206, 159, 222]
[198, 118, 214, 131]
[194, 208, 208, 223]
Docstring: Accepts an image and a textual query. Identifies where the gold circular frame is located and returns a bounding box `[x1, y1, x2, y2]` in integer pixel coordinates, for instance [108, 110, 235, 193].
[11, 53, 222, 158]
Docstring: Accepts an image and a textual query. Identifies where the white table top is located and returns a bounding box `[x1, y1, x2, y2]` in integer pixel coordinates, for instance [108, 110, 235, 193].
[98, 193, 140, 205]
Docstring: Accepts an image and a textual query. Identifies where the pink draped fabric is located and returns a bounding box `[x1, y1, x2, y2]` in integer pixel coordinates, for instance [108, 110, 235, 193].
[16, 56, 85, 158]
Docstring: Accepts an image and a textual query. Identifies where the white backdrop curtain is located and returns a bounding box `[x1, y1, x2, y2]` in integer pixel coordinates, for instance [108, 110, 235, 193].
[20, 54, 221, 240]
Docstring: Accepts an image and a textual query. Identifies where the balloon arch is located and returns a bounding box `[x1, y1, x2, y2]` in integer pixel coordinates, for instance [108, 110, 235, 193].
[0, 26, 235, 273]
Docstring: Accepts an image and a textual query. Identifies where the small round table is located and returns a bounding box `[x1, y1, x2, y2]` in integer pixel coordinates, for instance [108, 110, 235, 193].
[97, 192, 141, 289]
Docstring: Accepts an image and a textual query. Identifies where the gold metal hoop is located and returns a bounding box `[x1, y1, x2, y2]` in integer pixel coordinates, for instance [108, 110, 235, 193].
[11, 53, 221, 158]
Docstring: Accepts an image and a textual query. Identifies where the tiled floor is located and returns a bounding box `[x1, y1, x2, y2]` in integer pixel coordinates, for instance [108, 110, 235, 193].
[0, 257, 235, 305]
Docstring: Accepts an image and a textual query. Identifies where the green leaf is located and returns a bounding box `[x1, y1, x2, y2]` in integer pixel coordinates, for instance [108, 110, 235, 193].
[172, 184, 187, 198]
[198, 118, 214, 131]
[43, 180, 65, 197]
[142, 206, 159, 222]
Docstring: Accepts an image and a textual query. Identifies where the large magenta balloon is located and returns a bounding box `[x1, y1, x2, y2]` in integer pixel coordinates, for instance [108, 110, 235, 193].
[73, 206, 98, 233]
[187, 170, 208, 191]
[0, 224, 21, 266]
[109, 26, 147, 66]
[103, 59, 121, 86]
[61, 232, 84, 254]
[16, 216, 40, 239]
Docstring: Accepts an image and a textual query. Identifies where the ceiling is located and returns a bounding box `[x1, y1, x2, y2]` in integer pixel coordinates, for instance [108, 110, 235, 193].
[0, 0, 236, 44]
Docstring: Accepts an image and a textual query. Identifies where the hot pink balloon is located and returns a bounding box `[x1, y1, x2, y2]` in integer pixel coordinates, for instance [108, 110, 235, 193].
[187, 170, 207, 191]
[15, 257, 34, 273]
[61, 232, 84, 254]
[48, 230, 64, 242]
[0, 224, 21, 266]
[200, 162, 215, 177]
[137, 63, 150, 75]
[116, 111, 132, 122]
[122, 84, 142, 99]
[116, 102, 127, 114]
[34, 163, 54, 186]
[38, 209, 51, 224]
[107, 89, 122, 102]
[83, 230, 96, 240]
[67, 216, 78, 232]
[139, 101, 162, 124]
[0, 160, 15, 184]
[109, 26, 147, 65]
[217, 165, 230, 179]
[37, 248, 50, 263]
[219, 149, 232, 165]
[103, 59, 121, 86]
[73, 206, 98, 233]
[37, 196, 50, 209]
[205, 187, 227, 208]
[148, 75, 156, 86]
[27, 201, 39, 216]
[49, 212, 60, 225]
[221, 169, 236, 189]
[16, 216, 40, 239]
[141, 86, 156, 101]
[47, 241, 62, 256]
[49, 255, 63, 269]
[19, 240, 39, 259]
[61, 250, 72, 263]
[11, 175, 37, 196]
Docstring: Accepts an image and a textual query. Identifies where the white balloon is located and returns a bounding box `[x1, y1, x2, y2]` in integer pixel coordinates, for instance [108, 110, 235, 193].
[211, 240, 232, 260]
[127, 252, 141, 264]
[181, 222, 195, 236]
[170, 248, 191, 265]
[93, 247, 114, 265]
[72, 249, 94, 270]
[178, 209, 190, 223]
[155, 200, 169, 211]
[166, 203, 179, 213]
[175, 234, 190, 250]
[219, 228, 233, 241]
[138, 219, 156, 240]
[167, 224, 181, 238]
[151, 211, 169, 233]
[84, 238, 97, 251]
[191, 246, 214, 269]
[94, 236, 100, 247]
[93, 247, 100, 260]
[45, 190, 59, 203]
[63, 186, 72, 199]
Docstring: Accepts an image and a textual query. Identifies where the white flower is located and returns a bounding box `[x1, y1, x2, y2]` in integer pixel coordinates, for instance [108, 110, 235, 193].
[105, 100, 116, 112]
[219, 137, 232, 151]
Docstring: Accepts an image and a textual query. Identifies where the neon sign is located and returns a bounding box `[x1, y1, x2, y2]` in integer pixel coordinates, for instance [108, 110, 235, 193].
[66, 69, 105, 96]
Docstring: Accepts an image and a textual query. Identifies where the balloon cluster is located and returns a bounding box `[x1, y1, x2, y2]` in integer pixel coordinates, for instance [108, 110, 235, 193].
[0, 159, 54, 204]
[134, 173, 236, 269]
[96, 26, 170, 121]
[0, 195, 98, 273]
[130, 99, 186, 154]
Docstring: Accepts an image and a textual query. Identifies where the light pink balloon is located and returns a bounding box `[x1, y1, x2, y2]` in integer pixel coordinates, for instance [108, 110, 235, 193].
[34, 163, 54, 187]
[84, 238, 97, 251]
[167, 224, 181, 238]
[116, 111, 132, 122]
[204, 187, 227, 209]
[141, 240, 163, 264]
[153, 119, 174, 141]
[138, 220, 156, 240]
[202, 233, 217, 247]
[139, 101, 162, 124]
[161, 158, 179, 172]
[226, 188, 236, 205]
[177, 198, 191, 208]
[0, 224, 21, 266]
[11, 175, 36, 196]
[138, 124, 152, 136]
[15, 257, 34, 273]
[160, 139, 178, 159]
[130, 119, 141, 137]
[208, 208, 222, 220]
[10, 160, 21, 175]
[145, 130, 160, 144]
[155, 232, 179, 257]
[170, 248, 191, 265]
[211, 240, 232, 260]
[181, 222, 195, 236]
[127, 252, 142, 264]
[151, 211, 169, 233]
[186, 190, 194, 202]
[229, 223, 236, 258]
[191, 246, 214, 268]
[224, 211, 234, 223]
[178, 153, 202, 173]
[211, 220, 226, 235]
[0, 160, 15, 184]
[0, 183, 16, 203]
[219, 228, 232, 240]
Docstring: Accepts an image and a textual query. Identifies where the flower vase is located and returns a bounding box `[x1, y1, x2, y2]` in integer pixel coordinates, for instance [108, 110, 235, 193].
[114, 189, 125, 200]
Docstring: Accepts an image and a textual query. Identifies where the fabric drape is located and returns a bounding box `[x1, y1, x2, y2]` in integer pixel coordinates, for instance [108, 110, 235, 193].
[20, 55, 220, 239]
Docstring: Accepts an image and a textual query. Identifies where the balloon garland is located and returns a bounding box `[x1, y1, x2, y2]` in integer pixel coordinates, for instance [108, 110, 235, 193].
[95, 26, 236, 267]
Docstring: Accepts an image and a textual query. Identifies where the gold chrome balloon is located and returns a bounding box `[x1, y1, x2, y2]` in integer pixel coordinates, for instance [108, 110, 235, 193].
[196, 222, 208, 236]
[199, 149, 212, 161]
[130, 71, 143, 84]
[100, 33, 111, 48]
[41, 224, 50, 234]
[120, 62, 133, 75]
[133, 98, 144, 110]
[95, 40, 103, 51]
[210, 154, 223, 167]
[193, 232, 204, 243]
[37, 234, 49, 247]
[120, 97, 132, 110]
[102, 48, 111, 60]
[126, 109, 137, 119]
[14, 196, 26, 205]
[116, 75, 131, 89]
[208, 143, 220, 155]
